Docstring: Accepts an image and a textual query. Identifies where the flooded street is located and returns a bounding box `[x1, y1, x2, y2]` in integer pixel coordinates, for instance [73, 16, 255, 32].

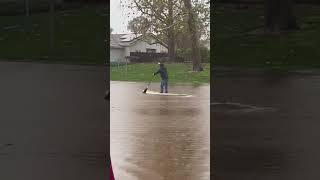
[111, 81, 210, 180]
[0, 61, 107, 180]
[213, 74, 320, 180]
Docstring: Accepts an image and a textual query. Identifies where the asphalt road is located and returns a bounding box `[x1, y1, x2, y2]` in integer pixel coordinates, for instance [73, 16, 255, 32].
[0, 61, 108, 180]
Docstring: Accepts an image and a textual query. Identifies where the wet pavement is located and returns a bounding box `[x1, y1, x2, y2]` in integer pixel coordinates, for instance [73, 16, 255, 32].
[213, 74, 320, 180]
[111, 81, 210, 180]
[0, 61, 107, 180]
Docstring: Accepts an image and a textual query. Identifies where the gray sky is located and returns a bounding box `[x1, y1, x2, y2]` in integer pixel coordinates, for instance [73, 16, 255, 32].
[110, 0, 210, 36]
[110, 0, 132, 34]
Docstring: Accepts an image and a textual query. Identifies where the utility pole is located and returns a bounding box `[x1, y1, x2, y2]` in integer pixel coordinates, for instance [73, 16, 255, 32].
[49, 0, 55, 53]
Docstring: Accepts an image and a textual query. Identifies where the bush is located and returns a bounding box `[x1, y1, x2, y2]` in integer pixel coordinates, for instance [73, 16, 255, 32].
[176, 48, 192, 62]
[200, 46, 210, 63]
[176, 47, 210, 63]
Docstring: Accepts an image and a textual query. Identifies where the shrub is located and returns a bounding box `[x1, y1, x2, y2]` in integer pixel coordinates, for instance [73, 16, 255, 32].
[176, 47, 210, 63]
[176, 48, 192, 62]
[200, 46, 210, 63]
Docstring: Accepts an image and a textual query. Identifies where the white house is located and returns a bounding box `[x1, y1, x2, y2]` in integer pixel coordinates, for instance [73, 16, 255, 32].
[110, 33, 168, 63]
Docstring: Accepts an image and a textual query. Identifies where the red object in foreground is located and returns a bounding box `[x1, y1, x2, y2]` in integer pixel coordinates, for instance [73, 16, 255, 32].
[110, 160, 115, 180]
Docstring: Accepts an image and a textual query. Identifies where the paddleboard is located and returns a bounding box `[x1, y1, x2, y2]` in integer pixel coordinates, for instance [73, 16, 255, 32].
[144, 90, 192, 97]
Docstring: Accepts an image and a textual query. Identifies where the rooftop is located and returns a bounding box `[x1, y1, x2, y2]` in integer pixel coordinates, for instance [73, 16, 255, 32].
[110, 33, 142, 48]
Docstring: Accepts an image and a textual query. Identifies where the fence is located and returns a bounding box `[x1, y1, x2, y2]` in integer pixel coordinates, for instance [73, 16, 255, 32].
[129, 52, 168, 63]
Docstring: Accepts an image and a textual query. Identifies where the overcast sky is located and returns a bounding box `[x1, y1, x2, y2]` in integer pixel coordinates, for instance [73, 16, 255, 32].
[110, 0, 210, 36]
[110, 0, 132, 34]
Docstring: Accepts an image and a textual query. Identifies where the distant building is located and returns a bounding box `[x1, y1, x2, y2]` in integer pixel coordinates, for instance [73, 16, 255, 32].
[110, 33, 168, 63]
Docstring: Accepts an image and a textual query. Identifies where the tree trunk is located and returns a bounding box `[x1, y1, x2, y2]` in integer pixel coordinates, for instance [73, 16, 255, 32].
[168, 30, 175, 62]
[167, 0, 176, 62]
[265, 0, 299, 32]
[183, 0, 202, 72]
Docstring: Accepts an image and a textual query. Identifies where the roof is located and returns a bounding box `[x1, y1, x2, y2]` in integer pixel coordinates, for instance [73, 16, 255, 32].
[110, 34, 125, 48]
[119, 34, 140, 42]
[110, 33, 167, 49]
[110, 33, 141, 49]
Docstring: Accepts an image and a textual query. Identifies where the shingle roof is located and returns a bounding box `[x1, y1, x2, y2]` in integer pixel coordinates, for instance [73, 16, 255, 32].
[110, 33, 167, 49]
[110, 34, 125, 48]
[110, 34, 141, 48]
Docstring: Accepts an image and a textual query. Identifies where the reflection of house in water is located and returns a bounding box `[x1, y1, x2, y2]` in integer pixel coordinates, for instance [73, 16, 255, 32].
[110, 33, 168, 64]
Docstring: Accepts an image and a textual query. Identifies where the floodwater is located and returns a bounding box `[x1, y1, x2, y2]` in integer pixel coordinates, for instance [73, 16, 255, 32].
[213, 74, 320, 180]
[111, 81, 210, 180]
[0, 61, 107, 180]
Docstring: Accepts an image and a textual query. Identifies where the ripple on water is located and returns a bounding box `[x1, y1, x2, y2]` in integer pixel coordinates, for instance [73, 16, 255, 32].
[211, 102, 277, 113]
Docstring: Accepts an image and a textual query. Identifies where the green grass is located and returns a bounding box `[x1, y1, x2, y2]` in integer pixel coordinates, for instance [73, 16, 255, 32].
[111, 63, 210, 85]
[214, 4, 320, 68]
[0, 5, 107, 64]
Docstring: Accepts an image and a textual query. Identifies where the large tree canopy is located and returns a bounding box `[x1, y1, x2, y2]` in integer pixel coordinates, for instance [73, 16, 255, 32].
[122, 0, 209, 66]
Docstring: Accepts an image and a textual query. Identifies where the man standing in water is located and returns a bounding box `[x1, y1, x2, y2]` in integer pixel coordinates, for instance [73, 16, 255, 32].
[153, 62, 169, 93]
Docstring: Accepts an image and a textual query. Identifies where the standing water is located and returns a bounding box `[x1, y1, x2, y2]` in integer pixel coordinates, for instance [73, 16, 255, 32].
[213, 75, 320, 180]
[111, 81, 210, 180]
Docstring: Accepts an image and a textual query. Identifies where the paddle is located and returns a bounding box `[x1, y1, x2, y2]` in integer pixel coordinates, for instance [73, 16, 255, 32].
[142, 75, 155, 93]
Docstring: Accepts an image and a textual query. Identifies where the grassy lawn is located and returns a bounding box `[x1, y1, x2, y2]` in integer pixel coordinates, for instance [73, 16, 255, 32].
[0, 5, 107, 64]
[214, 4, 320, 69]
[111, 63, 210, 85]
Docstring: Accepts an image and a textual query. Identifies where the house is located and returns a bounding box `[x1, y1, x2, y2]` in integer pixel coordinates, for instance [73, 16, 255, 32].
[110, 33, 168, 63]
